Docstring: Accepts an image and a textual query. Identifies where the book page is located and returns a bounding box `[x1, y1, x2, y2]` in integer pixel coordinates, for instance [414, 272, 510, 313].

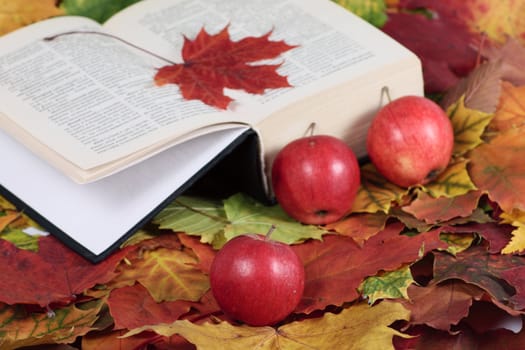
[104, 0, 417, 123]
[0, 16, 247, 171]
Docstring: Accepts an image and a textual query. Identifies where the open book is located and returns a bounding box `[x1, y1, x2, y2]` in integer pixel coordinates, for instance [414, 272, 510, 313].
[0, 0, 423, 262]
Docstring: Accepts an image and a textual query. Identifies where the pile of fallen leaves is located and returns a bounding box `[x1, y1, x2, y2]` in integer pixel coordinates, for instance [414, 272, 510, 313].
[2, 0, 525, 349]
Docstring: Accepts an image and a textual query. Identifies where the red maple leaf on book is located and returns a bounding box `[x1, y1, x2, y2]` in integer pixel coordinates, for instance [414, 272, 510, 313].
[154, 25, 297, 109]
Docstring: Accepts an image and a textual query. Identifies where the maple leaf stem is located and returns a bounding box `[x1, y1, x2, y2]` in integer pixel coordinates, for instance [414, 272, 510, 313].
[43, 30, 176, 65]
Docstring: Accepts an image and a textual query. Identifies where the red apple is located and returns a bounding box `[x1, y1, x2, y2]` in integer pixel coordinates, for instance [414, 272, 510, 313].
[366, 95, 454, 188]
[209, 232, 304, 326]
[271, 135, 360, 225]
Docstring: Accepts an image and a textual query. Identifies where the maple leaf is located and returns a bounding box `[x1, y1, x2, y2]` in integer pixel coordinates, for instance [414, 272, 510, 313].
[499, 210, 525, 254]
[446, 97, 494, 157]
[482, 38, 525, 87]
[433, 244, 525, 313]
[359, 265, 414, 304]
[113, 246, 209, 303]
[325, 211, 388, 246]
[107, 283, 192, 330]
[125, 301, 410, 350]
[223, 193, 326, 245]
[468, 126, 525, 214]
[0, 300, 102, 349]
[381, 12, 478, 93]
[0, 236, 128, 307]
[154, 25, 296, 109]
[401, 189, 482, 225]
[352, 163, 408, 214]
[153, 196, 227, 247]
[177, 233, 216, 274]
[423, 159, 478, 198]
[440, 61, 503, 114]
[489, 82, 525, 133]
[293, 222, 447, 313]
[154, 193, 325, 248]
[0, 0, 63, 35]
[403, 280, 484, 331]
[400, 0, 525, 45]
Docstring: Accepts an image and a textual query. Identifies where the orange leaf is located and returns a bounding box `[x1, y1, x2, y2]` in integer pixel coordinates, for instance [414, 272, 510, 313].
[325, 212, 387, 246]
[468, 126, 525, 213]
[0, 212, 19, 231]
[154, 25, 296, 109]
[490, 81, 525, 132]
[117, 247, 210, 303]
[402, 190, 482, 224]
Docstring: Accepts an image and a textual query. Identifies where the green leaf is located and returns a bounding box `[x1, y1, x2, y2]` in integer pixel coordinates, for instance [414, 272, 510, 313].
[60, 0, 142, 23]
[332, 0, 387, 27]
[359, 265, 414, 304]
[223, 193, 326, 245]
[153, 196, 227, 246]
[448, 95, 494, 156]
[0, 229, 39, 251]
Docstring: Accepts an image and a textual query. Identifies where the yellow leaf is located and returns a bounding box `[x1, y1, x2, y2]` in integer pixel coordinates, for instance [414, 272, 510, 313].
[461, 0, 525, 44]
[447, 95, 493, 156]
[125, 301, 410, 350]
[114, 247, 210, 302]
[352, 164, 408, 214]
[0, 301, 101, 350]
[0, 0, 64, 36]
[424, 159, 477, 198]
[0, 195, 15, 210]
[500, 210, 525, 254]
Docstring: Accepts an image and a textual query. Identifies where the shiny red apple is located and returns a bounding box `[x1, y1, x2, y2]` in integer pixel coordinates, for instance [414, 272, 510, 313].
[271, 135, 360, 225]
[209, 231, 304, 326]
[366, 95, 454, 188]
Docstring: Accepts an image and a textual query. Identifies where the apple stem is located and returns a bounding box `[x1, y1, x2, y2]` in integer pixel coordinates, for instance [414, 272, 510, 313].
[381, 86, 392, 103]
[266, 224, 277, 240]
[304, 122, 316, 137]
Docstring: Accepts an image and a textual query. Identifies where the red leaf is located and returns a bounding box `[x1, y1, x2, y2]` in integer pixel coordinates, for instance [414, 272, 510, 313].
[177, 233, 216, 274]
[108, 283, 192, 330]
[154, 25, 296, 109]
[382, 12, 478, 93]
[292, 222, 447, 314]
[433, 244, 525, 313]
[404, 280, 484, 331]
[0, 236, 128, 307]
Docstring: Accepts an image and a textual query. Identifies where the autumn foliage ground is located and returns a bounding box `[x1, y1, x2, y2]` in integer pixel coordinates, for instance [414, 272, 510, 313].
[2, 0, 525, 349]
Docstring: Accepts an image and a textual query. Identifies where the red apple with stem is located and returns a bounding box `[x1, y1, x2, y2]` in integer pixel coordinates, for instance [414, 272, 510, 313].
[366, 92, 454, 188]
[271, 125, 361, 225]
[209, 226, 305, 326]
